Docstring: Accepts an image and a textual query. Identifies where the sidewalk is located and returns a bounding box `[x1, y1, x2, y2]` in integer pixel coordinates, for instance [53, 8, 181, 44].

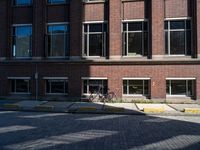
[0, 100, 200, 115]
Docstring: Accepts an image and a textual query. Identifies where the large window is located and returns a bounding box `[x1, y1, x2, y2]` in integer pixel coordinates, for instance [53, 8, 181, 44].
[166, 79, 195, 97]
[46, 79, 68, 95]
[10, 79, 30, 94]
[47, 0, 69, 4]
[83, 23, 107, 57]
[123, 21, 148, 56]
[12, 25, 32, 58]
[83, 79, 108, 95]
[46, 24, 69, 57]
[165, 20, 191, 55]
[123, 79, 149, 96]
[13, 0, 32, 6]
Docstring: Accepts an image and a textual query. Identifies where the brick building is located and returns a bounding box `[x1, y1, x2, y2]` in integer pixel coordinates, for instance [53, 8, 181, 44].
[0, 0, 200, 103]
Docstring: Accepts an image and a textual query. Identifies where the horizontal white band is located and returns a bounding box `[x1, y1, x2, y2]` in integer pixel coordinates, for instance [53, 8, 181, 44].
[7, 77, 31, 80]
[43, 77, 68, 80]
[81, 77, 108, 80]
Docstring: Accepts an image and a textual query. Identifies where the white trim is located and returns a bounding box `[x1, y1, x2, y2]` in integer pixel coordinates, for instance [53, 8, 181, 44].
[12, 24, 32, 27]
[164, 17, 191, 21]
[122, 19, 148, 22]
[47, 22, 69, 25]
[123, 78, 150, 80]
[166, 95, 191, 97]
[83, 21, 108, 24]
[7, 77, 31, 80]
[43, 77, 68, 80]
[81, 77, 108, 80]
[166, 78, 196, 80]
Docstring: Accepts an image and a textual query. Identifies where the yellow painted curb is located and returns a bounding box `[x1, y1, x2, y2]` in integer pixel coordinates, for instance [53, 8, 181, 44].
[78, 107, 97, 111]
[104, 107, 124, 112]
[184, 108, 200, 114]
[3, 104, 19, 109]
[35, 105, 54, 111]
[143, 107, 165, 113]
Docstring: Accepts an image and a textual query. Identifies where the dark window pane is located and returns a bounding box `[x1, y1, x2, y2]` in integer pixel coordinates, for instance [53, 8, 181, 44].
[186, 31, 191, 55]
[122, 32, 127, 56]
[166, 80, 170, 95]
[171, 80, 186, 95]
[48, 34, 66, 57]
[143, 22, 148, 31]
[48, 0, 67, 4]
[11, 80, 15, 93]
[128, 22, 142, 31]
[186, 20, 191, 29]
[164, 21, 168, 30]
[51, 82, 65, 93]
[144, 80, 149, 95]
[128, 32, 142, 55]
[188, 80, 194, 96]
[165, 31, 168, 54]
[89, 34, 103, 56]
[129, 80, 143, 94]
[123, 80, 127, 94]
[170, 31, 185, 54]
[123, 23, 127, 31]
[143, 32, 148, 56]
[89, 24, 102, 32]
[170, 21, 185, 29]
[15, 80, 29, 93]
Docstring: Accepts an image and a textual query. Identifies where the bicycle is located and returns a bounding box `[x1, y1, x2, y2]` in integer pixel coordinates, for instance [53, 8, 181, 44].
[89, 86, 117, 103]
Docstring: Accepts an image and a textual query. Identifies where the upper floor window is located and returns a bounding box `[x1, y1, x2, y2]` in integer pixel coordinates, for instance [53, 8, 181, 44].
[165, 20, 191, 55]
[123, 21, 148, 56]
[83, 23, 107, 57]
[46, 24, 69, 58]
[47, 0, 69, 4]
[12, 25, 32, 58]
[13, 0, 32, 6]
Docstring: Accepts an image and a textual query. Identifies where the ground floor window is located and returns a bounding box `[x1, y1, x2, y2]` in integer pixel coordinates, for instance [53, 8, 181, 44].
[123, 79, 149, 96]
[166, 80, 195, 97]
[83, 79, 108, 94]
[11, 79, 30, 94]
[46, 79, 68, 95]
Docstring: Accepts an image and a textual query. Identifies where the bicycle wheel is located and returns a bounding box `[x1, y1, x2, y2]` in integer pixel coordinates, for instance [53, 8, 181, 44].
[106, 92, 117, 102]
[89, 92, 98, 102]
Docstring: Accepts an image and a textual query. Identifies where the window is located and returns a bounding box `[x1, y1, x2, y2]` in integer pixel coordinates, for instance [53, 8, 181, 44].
[83, 23, 107, 57]
[46, 24, 69, 57]
[123, 79, 149, 96]
[47, 0, 69, 4]
[13, 0, 32, 6]
[83, 79, 108, 94]
[12, 25, 32, 58]
[123, 21, 148, 56]
[165, 20, 191, 55]
[46, 79, 68, 95]
[166, 79, 195, 97]
[10, 79, 30, 94]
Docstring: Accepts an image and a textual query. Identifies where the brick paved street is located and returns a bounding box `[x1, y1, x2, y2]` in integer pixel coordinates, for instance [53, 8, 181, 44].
[0, 111, 200, 150]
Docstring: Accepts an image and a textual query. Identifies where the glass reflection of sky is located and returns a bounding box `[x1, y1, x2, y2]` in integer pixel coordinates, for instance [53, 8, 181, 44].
[14, 26, 32, 36]
[15, 0, 32, 5]
[48, 25, 69, 33]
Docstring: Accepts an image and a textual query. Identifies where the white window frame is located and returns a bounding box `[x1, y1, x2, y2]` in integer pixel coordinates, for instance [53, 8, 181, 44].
[82, 77, 108, 95]
[46, 22, 69, 58]
[166, 78, 195, 97]
[164, 18, 191, 56]
[8, 77, 31, 95]
[44, 77, 68, 95]
[122, 78, 150, 97]
[82, 21, 107, 58]
[122, 19, 149, 57]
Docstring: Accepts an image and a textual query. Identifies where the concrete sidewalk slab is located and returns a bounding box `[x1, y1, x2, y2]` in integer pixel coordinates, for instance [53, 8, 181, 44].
[168, 104, 200, 112]
[69, 102, 104, 112]
[38, 102, 74, 112]
[136, 104, 176, 113]
[16, 101, 48, 110]
[103, 103, 140, 113]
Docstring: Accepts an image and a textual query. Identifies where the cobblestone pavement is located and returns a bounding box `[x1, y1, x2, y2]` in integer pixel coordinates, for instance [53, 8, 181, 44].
[0, 111, 200, 150]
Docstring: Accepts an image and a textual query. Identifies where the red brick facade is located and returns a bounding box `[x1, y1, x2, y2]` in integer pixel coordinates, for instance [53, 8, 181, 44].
[0, 0, 200, 102]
